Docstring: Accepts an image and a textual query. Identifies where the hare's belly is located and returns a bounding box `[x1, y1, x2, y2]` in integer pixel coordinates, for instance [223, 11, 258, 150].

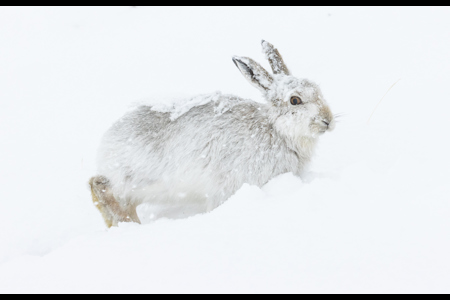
[129, 179, 208, 204]
[125, 178, 212, 220]
[125, 169, 226, 206]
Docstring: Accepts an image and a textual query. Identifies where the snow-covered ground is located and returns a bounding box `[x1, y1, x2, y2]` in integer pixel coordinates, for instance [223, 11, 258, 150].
[1, 6, 449, 293]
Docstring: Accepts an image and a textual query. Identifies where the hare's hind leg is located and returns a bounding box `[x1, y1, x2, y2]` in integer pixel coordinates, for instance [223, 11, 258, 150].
[89, 176, 141, 227]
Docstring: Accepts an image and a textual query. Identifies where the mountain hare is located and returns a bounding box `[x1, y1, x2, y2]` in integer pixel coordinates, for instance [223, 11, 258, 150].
[89, 40, 335, 227]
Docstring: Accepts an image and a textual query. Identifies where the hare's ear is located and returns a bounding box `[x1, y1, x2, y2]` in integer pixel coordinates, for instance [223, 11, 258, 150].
[261, 40, 291, 75]
[232, 56, 273, 92]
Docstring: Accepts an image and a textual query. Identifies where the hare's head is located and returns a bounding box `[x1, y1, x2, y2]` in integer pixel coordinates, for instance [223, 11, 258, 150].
[232, 40, 335, 140]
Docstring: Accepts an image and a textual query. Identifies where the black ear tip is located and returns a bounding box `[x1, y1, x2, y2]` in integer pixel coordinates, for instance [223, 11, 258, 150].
[232, 56, 238, 65]
[232, 58, 253, 76]
[232, 56, 243, 67]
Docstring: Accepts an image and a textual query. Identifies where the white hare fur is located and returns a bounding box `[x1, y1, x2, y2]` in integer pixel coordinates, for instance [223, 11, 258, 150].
[89, 40, 335, 227]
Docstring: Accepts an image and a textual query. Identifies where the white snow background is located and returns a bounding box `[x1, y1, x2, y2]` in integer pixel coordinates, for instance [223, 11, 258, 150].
[0, 7, 449, 293]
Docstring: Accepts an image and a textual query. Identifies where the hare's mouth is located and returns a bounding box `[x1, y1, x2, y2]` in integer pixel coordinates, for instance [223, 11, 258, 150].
[317, 124, 329, 134]
[316, 129, 328, 136]
[317, 119, 334, 134]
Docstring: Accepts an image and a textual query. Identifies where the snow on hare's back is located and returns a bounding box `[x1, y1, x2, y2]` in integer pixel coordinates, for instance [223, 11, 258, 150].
[89, 40, 335, 227]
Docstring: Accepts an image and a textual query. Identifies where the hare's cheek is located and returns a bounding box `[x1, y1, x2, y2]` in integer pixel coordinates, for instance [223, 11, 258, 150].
[275, 115, 309, 139]
[298, 117, 313, 135]
[273, 115, 297, 138]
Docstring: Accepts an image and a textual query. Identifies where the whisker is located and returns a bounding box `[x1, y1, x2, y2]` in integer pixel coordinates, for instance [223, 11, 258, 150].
[333, 112, 346, 119]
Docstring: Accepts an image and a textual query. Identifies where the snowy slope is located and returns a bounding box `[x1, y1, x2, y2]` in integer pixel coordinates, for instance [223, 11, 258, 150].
[0, 6, 449, 293]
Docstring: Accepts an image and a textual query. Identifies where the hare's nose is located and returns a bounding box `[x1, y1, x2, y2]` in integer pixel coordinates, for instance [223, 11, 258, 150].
[322, 120, 329, 128]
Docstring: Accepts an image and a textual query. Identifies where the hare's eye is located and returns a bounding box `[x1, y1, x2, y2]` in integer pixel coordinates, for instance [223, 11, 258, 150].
[290, 96, 302, 105]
